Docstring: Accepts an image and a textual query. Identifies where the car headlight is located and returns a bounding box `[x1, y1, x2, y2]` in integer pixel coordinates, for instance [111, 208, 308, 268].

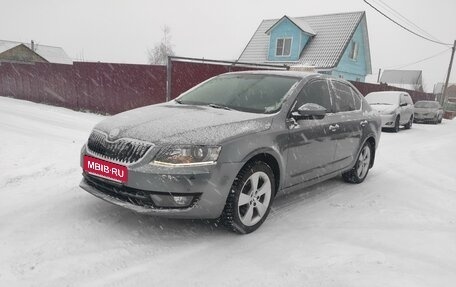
[382, 109, 395, 115]
[151, 145, 221, 166]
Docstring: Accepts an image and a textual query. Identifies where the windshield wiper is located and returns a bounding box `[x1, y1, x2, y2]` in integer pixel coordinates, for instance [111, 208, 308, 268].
[175, 99, 183, 104]
[370, 102, 392, 105]
[208, 103, 231, 110]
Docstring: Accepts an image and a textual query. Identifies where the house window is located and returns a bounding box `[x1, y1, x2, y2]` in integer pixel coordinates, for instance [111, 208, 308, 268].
[349, 41, 359, 60]
[276, 38, 292, 56]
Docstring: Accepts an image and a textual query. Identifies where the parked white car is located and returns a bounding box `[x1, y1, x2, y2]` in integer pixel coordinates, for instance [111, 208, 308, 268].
[365, 91, 414, 132]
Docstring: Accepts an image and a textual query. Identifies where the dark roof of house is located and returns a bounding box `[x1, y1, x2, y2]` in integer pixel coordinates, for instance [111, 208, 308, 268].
[0, 40, 72, 65]
[238, 11, 371, 73]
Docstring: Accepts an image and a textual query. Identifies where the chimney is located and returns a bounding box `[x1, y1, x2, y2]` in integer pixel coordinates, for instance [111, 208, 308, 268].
[31, 40, 35, 51]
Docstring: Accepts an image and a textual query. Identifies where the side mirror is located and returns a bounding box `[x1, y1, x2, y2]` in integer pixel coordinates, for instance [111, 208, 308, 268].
[291, 103, 327, 120]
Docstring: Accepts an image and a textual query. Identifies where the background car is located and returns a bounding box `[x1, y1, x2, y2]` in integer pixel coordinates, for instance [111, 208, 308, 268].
[365, 91, 414, 132]
[413, 101, 443, 124]
[80, 71, 381, 234]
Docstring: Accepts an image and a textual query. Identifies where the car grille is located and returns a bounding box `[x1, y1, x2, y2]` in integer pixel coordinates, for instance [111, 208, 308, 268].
[87, 131, 152, 164]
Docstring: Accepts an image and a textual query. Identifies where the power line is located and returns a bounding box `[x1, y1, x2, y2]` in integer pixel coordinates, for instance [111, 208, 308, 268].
[393, 48, 451, 70]
[364, 0, 452, 46]
[371, 48, 451, 76]
[375, 0, 441, 42]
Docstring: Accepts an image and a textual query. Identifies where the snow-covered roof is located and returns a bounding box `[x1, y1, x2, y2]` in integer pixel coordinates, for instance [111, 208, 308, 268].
[265, 16, 316, 36]
[239, 11, 371, 72]
[380, 70, 422, 85]
[0, 40, 72, 65]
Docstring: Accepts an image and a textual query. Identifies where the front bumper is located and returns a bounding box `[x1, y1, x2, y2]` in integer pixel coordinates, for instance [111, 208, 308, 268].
[414, 113, 437, 122]
[379, 114, 396, 128]
[79, 145, 244, 219]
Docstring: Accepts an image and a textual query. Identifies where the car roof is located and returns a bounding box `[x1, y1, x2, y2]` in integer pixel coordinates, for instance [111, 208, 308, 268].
[224, 70, 322, 79]
[366, 91, 409, 96]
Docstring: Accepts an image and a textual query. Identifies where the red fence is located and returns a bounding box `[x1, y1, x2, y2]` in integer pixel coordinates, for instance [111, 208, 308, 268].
[0, 58, 437, 114]
[0, 62, 166, 114]
[350, 81, 435, 102]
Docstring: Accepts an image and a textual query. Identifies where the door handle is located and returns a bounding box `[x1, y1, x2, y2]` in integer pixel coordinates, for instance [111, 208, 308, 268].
[360, 120, 368, 127]
[329, 124, 339, 132]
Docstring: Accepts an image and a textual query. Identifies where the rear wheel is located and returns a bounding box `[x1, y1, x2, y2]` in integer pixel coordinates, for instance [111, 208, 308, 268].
[342, 142, 372, 184]
[220, 161, 275, 234]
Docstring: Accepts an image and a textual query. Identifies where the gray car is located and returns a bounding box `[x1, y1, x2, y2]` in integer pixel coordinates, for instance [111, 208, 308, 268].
[413, 101, 443, 124]
[80, 71, 381, 233]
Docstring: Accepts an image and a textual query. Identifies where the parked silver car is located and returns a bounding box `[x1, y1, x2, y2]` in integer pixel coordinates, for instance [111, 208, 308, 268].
[80, 71, 381, 233]
[413, 101, 443, 124]
[365, 91, 414, 132]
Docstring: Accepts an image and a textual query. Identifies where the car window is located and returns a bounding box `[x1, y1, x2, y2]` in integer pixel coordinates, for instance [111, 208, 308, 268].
[405, 95, 413, 105]
[178, 74, 300, 114]
[331, 80, 357, 112]
[350, 87, 362, 110]
[400, 94, 407, 105]
[294, 79, 332, 112]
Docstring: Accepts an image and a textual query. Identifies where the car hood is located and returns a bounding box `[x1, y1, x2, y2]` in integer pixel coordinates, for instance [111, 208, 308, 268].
[94, 102, 273, 145]
[369, 104, 397, 114]
[414, 107, 437, 113]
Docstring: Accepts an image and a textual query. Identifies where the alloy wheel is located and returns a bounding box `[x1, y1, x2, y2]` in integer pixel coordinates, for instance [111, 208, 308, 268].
[237, 171, 272, 226]
[356, 145, 371, 179]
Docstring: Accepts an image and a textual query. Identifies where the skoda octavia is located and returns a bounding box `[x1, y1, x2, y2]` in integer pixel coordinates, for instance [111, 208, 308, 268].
[80, 71, 381, 234]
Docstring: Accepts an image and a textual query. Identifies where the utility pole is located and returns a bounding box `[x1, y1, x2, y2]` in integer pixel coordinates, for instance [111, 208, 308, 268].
[441, 40, 456, 106]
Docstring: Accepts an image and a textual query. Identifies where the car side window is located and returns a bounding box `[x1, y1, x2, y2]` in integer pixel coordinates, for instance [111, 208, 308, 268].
[350, 87, 362, 110]
[295, 80, 332, 112]
[331, 80, 357, 112]
[406, 95, 413, 105]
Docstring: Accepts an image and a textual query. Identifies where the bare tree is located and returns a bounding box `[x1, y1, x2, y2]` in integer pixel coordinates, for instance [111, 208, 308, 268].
[148, 26, 175, 65]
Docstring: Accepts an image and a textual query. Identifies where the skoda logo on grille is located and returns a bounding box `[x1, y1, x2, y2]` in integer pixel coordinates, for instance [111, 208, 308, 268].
[108, 128, 120, 140]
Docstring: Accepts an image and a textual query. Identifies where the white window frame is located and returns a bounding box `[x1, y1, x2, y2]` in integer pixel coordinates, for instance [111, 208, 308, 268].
[275, 37, 292, 57]
[349, 41, 359, 60]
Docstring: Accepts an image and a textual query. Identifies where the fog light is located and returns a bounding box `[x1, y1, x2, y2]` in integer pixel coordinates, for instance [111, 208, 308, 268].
[149, 194, 195, 208]
[173, 196, 192, 206]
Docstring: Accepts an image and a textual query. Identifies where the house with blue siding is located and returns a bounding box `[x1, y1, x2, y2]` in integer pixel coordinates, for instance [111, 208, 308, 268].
[238, 11, 372, 82]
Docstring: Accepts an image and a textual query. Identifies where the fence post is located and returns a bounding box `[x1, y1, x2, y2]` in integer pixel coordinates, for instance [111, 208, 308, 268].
[166, 56, 172, 102]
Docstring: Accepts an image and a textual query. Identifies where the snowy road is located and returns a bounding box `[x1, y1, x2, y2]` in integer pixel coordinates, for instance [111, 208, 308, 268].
[1, 96, 456, 287]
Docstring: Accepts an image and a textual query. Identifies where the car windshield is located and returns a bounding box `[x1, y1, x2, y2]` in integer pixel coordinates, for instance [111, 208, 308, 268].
[365, 92, 399, 105]
[176, 74, 300, 114]
[415, 101, 439, 108]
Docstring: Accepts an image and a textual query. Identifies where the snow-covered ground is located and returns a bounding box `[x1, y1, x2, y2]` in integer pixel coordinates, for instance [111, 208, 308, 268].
[1, 96, 455, 287]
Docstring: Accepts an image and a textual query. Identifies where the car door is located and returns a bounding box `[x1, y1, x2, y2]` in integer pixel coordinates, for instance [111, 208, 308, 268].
[328, 80, 364, 171]
[284, 79, 339, 187]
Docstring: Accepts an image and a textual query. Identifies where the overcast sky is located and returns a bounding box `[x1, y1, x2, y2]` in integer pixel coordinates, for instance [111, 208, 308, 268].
[1, 0, 455, 91]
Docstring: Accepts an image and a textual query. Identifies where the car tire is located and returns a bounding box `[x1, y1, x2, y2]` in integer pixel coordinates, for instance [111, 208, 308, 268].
[342, 141, 372, 184]
[438, 116, 443, 124]
[404, 116, 413, 129]
[392, 116, 400, 133]
[220, 161, 275, 234]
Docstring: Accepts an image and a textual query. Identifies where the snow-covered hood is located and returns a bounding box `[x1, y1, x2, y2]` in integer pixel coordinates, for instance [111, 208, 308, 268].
[414, 107, 437, 114]
[369, 104, 397, 114]
[94, 102, 273, 145]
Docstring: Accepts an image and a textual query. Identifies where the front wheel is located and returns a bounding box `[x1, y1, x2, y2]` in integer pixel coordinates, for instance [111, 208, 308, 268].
[404, 115, 413, 129]
[392, 116, 400, 133]
[220, 161, 275, 234]
[342, 142, 372, 184]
